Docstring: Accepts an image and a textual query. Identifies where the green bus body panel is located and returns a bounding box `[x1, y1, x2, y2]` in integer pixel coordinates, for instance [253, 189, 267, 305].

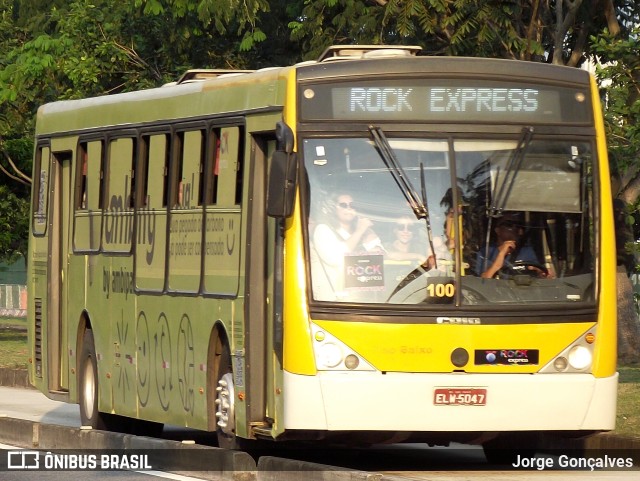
[29, 65, 293, 434]
[35, 68, 291, 135]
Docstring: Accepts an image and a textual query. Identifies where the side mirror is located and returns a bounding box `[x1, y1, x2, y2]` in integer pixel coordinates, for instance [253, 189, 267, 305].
[276, 120, 295, 153]
[267, 151, 297, 218]
[267, 121, 297, 218]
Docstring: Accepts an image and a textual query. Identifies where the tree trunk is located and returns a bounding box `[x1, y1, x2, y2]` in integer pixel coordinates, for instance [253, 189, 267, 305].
[617, 268, 640, 365]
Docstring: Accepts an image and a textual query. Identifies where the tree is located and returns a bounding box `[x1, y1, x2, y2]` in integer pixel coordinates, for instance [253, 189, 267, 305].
[0, 0, 281, 262]
[287, 0, 627, 64]
[591, 26, 640, 364]
[0, 185, 29, 261]
[592, 27, 640, 225]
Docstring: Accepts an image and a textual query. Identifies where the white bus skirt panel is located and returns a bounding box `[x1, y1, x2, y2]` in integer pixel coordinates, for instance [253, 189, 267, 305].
[283, 370, 618, 432]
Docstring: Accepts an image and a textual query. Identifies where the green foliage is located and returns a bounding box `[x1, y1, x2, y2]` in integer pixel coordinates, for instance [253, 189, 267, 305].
[591, 26, 640, 240]
[135, 0, 271, 42]
[289, 0, 556, 60]
[0, 185, 29, 261]
[592, 28, 640, 172]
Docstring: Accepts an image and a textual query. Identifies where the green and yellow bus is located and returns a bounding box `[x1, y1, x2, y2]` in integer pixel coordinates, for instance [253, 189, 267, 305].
[28, 45, 617, 454]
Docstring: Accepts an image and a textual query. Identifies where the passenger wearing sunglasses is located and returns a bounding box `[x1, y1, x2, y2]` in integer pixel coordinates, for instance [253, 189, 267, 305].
[387, 217, 434, 267]
[477, 213, 547, 279]
[315, 194, 384, 253]
[311, 193, 384, 299]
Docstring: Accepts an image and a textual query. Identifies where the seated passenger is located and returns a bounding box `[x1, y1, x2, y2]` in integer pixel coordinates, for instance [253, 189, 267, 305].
[386, 217, 431, 265]
[387, 216, 453, 275]
[311, 192, 384, 299]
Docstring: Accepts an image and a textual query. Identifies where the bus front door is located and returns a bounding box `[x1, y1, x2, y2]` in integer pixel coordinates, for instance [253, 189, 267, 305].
[47, 147, 72, 393]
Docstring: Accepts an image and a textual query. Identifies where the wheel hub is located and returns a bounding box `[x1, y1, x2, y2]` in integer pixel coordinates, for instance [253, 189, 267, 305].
[215, 372, 235, 435]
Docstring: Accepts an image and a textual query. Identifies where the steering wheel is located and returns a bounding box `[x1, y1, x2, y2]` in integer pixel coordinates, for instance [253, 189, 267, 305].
[501, 260, 549, 278]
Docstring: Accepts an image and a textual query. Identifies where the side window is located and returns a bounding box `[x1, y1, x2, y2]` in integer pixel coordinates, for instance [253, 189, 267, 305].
[74, 140, 103, 251]
[32, 145, 51, 236]
[75, 143, 88, 210]
[211, 126, 242, 207]
[167, 128, 205, 292]
[142, 134, 169, 210]
[135, 134, 169, 291]
[103, 137, 136, 253]
[173, 130, 204, 208]
[202, 125, 243, 296]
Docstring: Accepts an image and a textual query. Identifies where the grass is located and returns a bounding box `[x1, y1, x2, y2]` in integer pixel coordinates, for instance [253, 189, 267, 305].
[615, 366, 640, 437]
[0, 317, 638, 437]
[0, 317, 26, 327]
[0, 317, 28, 369]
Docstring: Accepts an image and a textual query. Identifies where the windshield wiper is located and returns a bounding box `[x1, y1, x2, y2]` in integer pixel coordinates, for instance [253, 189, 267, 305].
[369, 125, 437, 271]
[490, 126, 534, 217]
[482, 126, 534, 275]
[369, 126, 428, 219]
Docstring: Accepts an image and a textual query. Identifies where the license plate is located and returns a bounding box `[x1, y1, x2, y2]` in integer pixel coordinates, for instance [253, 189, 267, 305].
[434, 388, 487, 406]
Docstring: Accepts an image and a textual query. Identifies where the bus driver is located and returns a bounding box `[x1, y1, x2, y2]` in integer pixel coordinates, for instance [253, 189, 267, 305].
[477, 212, 551, 279]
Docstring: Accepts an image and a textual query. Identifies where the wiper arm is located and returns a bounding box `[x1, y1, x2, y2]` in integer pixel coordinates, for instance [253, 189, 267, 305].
[369, 125, 437, 270]
[483, 126, 533, 276]
[419, 161, 437, 270]
[490, 126, 534, 217]
[369, 126, 427, 219]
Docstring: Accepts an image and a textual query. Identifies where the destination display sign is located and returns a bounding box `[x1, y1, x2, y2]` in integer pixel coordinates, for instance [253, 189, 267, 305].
[300, 80, 591, 124]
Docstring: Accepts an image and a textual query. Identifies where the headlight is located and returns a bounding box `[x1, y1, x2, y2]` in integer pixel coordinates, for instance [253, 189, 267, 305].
[317, 342, 343, 368]
[344, 354, 360, 370]
[553, 356, 568, 372]
[568, 345, 592, 370]
[311, 324, 375, 371]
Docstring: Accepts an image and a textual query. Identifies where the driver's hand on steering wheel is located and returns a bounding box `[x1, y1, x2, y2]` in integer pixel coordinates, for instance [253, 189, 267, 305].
[525, 265, 554, 279]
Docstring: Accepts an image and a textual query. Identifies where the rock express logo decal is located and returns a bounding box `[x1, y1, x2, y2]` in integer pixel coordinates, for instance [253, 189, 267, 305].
[475, 349, 539, 365]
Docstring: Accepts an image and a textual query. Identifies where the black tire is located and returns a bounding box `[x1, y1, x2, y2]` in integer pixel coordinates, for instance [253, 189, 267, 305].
[482, 434, 537, 465]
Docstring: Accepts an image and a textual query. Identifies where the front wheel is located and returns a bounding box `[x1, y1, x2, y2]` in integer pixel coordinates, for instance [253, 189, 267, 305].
[482, 434, 537, 465]
[214, 343, 240, 449]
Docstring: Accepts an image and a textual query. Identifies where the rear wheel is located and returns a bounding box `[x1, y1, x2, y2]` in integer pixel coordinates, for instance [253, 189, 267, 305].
[78, 329, 163, 435]
[78, 329, 109, 429]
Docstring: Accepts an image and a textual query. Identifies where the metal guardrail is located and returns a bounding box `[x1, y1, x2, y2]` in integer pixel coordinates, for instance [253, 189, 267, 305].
[0, 284, 27, 318]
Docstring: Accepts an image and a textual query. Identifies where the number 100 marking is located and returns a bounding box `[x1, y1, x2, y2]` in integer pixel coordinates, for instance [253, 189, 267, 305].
[426, 283, 455, 297]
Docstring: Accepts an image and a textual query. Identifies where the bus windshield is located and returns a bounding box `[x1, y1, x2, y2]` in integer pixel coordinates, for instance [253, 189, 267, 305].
[303, 134, 595, 307]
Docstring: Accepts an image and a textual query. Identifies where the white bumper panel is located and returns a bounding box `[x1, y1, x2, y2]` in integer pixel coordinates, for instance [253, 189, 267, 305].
[283, 370, 618, 431]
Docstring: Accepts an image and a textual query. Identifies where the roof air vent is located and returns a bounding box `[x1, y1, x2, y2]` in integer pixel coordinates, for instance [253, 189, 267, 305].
[318, 45, 422, 62]
[163, 69, 254, 87]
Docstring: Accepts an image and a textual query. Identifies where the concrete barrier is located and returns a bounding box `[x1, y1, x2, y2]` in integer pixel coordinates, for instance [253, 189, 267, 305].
[0, 416, 34, 447]
[257, 456, 408, 481]
[0, 368, 30, 389]
[126, 435, 257, 481]
[0, 416, 257, 481]
[0, 416, 404, 480]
